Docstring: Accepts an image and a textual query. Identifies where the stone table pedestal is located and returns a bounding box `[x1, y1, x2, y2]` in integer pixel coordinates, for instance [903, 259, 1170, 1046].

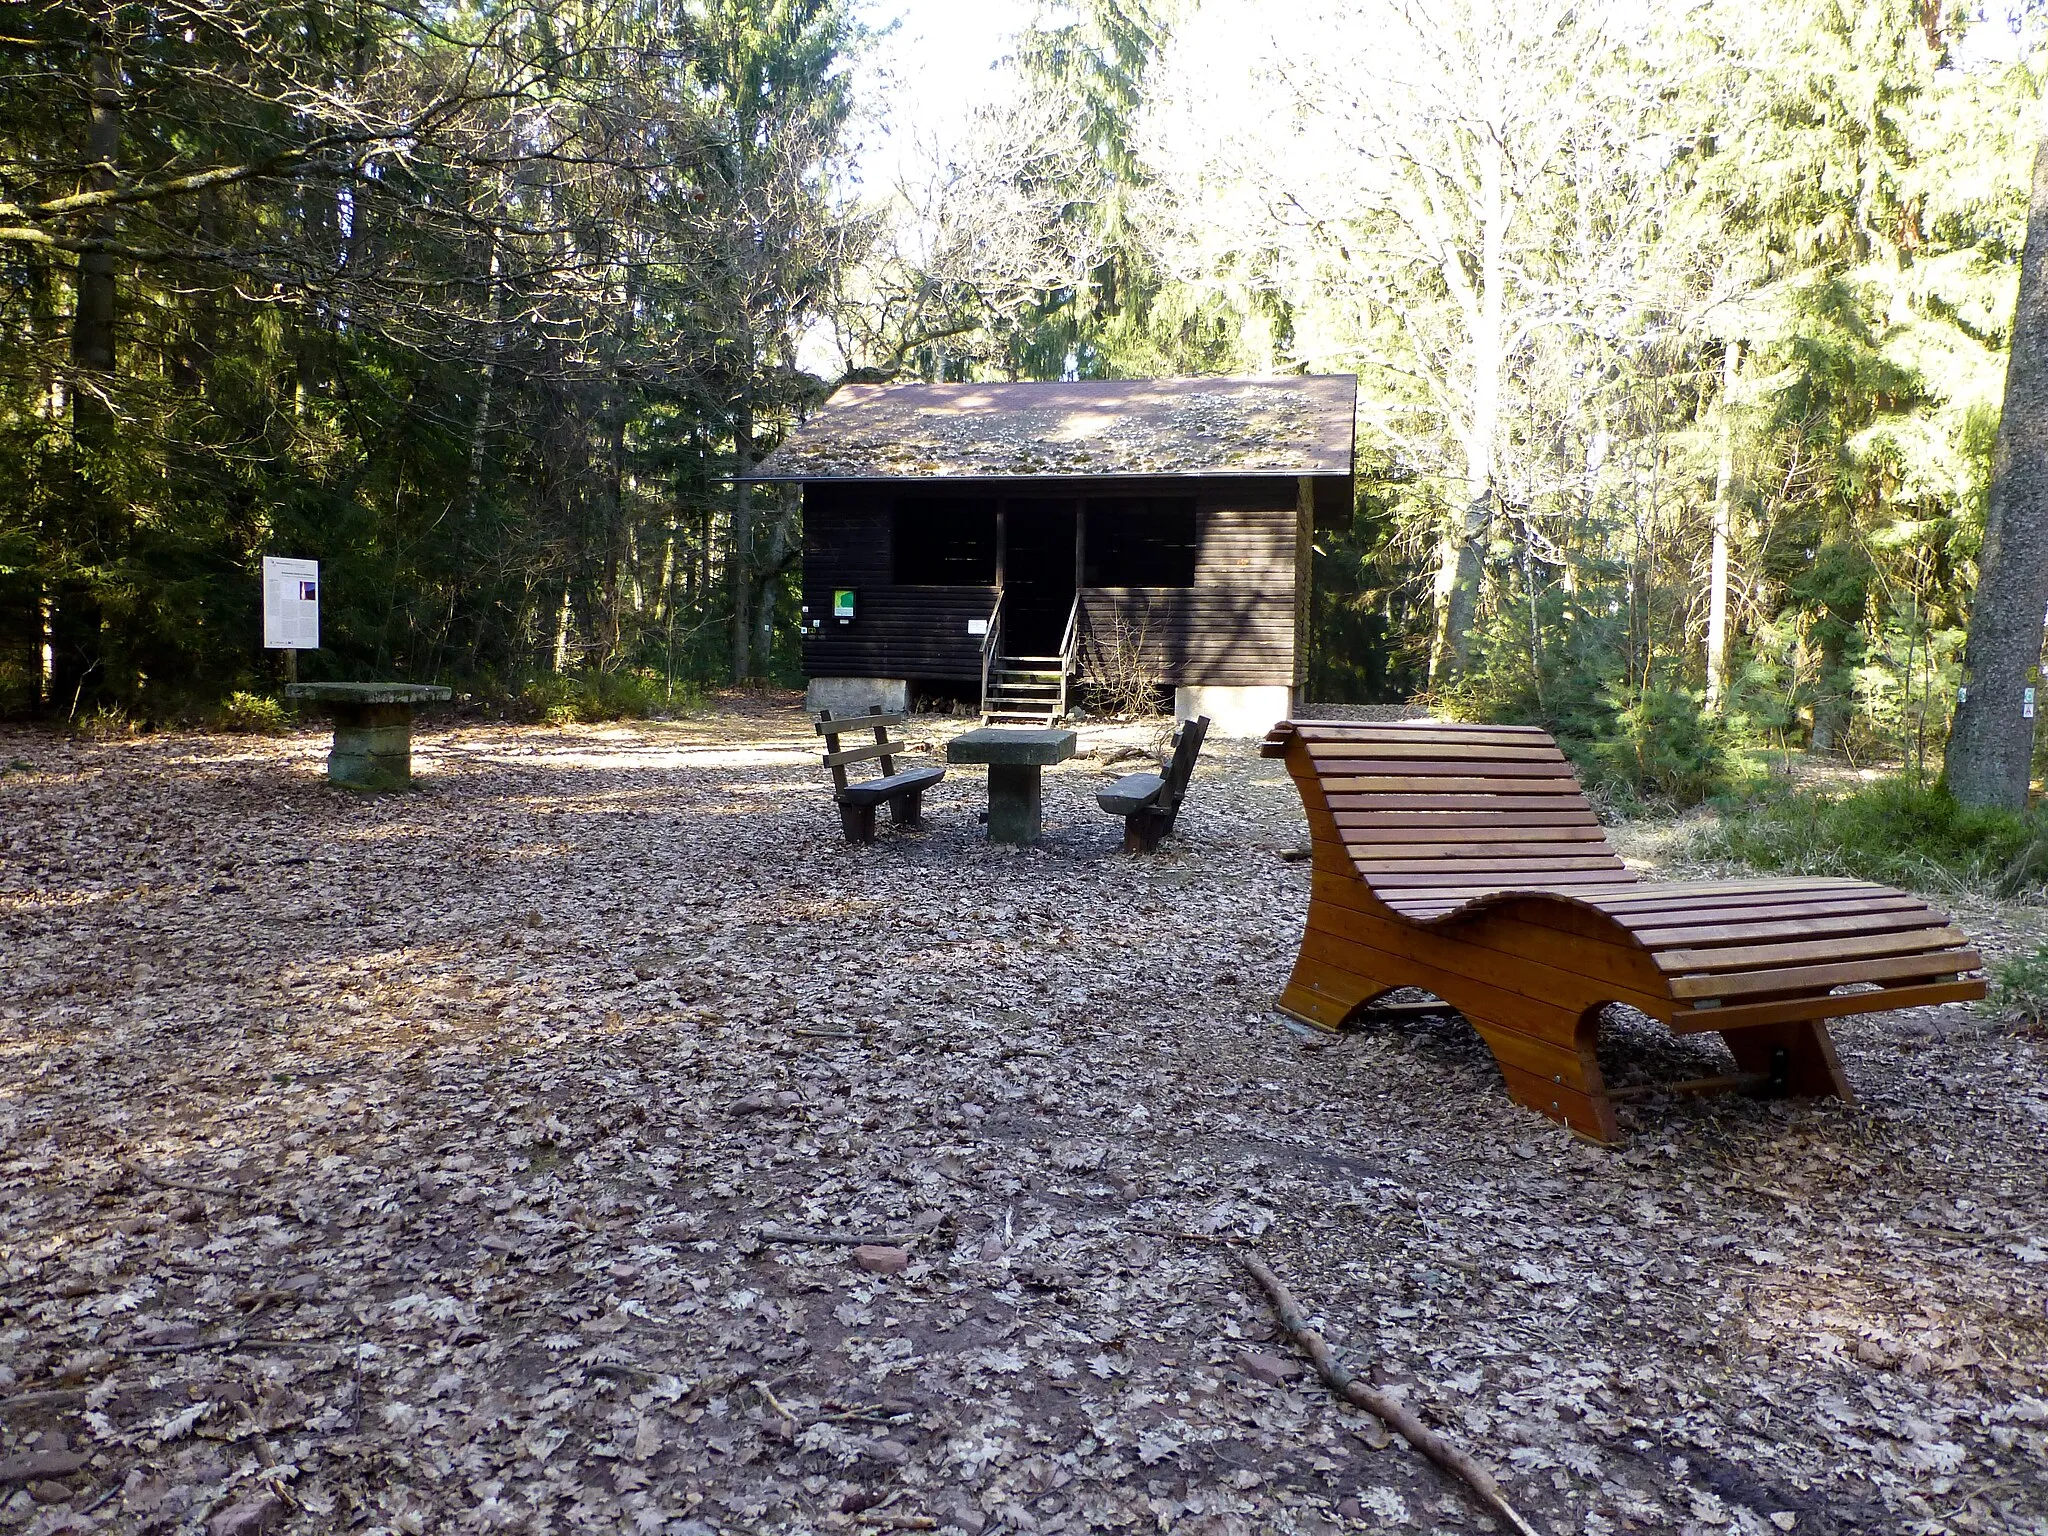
[285, 682, 452, 790]
[946, 727, 1078, 844]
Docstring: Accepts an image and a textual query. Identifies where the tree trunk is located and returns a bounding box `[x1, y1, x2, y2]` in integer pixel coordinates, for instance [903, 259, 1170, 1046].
[54, 14, 123, 715]
[553, 581, 573, 674]
[1945, 130, 2048, 808]
[754, 484, 796, 678]
[603, 264, 636, 663]
[1810, 620, 1852, 755]
[1430, 135, 1504, 687]
[730, 371, 755, 683]
[1705, 338, 1740, 712]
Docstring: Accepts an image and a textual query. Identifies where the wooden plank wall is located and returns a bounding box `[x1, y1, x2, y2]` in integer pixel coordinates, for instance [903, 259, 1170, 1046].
[1078, 478, 1297, 688]
[801, 477, 1298, 687]
[800, 485, 990, 682]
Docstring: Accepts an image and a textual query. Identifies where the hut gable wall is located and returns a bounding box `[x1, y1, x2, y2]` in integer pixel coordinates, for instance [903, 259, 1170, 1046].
[800, 474, 1305, 690]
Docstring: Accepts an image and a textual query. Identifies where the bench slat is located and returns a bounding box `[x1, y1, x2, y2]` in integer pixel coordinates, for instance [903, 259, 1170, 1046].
[1321, 775, 1587, 795]
[1322, 791, 1594, 811]
[1631, 908, 1958, 949]
[1670, 948, 1981, 999]
[838, 765, 944, 807]
[1669, 979, 1984, 1031]
[1299, 740, 1567, 762]
[816, 710, 905, 735]
[1329, 809, 1603, 827]
[1098, 770, 1166, 816]
[1348, 840, 1622, 861]
[1655, 924, 1972, 974]
[1310, 761, 1564, 782]
[1343, 831, 1613, 856]
[823, 739, 902, 768]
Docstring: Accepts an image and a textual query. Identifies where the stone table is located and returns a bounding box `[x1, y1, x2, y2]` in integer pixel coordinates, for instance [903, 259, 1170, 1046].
[946, 727, 1077, 844]
[285, 682, 452, 791]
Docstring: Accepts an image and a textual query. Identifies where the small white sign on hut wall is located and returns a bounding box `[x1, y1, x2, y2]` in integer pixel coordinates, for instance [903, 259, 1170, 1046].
[262, 556, 321, 650]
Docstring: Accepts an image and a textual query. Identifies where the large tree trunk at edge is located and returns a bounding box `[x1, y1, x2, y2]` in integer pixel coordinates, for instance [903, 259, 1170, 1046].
[1945, 131, 2048, 808]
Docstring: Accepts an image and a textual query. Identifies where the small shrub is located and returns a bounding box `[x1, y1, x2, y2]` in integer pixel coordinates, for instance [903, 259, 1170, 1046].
[1434, 673, 1735, 809]
[1591, 687, 1731, 807]
[1990, 945, 2048, 1030]
[1696, 777, 2047, 900]
[516, 669, 666, 725]
[75, 705, 142, 740]
[1086, 608, 1165, 718]
[216, 691, 293, 735]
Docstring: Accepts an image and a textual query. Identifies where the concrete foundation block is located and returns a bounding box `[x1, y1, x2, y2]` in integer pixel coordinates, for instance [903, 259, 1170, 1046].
[1173, 685, 1294, 740]
[986, 762, 1044, 844]
[329, 702, 416, 791]
[806, 677, 909, 717]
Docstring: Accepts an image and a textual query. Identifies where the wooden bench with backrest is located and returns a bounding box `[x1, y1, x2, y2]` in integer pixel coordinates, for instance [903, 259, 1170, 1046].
[1098, 715, 1210, 852]
[817, 707, 945, 844]
[1261, 719, 1986, 1142]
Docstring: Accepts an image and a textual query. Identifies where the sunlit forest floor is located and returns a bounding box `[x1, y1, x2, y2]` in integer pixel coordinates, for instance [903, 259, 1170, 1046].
[3, 705, 2045, 1536]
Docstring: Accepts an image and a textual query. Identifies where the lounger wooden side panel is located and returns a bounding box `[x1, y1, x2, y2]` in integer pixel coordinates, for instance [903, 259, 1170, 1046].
[1264, 718, 1986, 1141]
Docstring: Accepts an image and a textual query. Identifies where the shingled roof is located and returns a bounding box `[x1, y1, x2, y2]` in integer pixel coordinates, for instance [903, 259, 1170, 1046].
[748, 376, 1356, 482]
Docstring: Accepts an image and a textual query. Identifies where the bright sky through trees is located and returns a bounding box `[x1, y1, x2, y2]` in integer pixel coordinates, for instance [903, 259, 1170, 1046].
[852, 0, 1038, 195]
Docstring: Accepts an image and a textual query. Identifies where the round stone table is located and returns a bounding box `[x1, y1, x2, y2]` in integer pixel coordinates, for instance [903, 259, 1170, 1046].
[284, 682, 452, 791]
[946, 726, 1078, 844]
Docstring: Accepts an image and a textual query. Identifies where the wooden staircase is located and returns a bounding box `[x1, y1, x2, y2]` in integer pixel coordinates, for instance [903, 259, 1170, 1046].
[979, 592, 1080, 726]
[984, 656, 1065, 725]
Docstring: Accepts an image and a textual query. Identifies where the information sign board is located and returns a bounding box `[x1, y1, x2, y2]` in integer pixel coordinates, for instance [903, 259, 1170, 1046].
[262, 557, 320, 650]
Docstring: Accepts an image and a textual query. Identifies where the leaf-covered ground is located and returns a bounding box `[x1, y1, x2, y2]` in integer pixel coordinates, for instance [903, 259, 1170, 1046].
[2, 706, 2045, 1536]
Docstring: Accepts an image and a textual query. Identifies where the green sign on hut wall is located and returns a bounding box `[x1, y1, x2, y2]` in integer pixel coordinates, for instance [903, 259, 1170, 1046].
[833, 589, 855, 621]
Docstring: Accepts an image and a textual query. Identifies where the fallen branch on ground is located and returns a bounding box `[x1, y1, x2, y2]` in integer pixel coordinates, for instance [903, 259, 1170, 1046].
[132, 1165, 246, 1198]
[755, 1226, 922, 1247]
[1237, 1249, 1541, 1536]
[1134, 1225, 1249, 1246]
[0, 1388, 88, 1413]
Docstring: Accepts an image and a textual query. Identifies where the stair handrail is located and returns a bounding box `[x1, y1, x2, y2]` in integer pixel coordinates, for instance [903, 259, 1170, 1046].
[1057, 591, 1081, 723]
[979, 587, 1005, 719]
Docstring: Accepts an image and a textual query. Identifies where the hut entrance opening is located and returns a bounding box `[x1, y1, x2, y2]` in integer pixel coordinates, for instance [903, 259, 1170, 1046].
[1001, 499, 1079, 655]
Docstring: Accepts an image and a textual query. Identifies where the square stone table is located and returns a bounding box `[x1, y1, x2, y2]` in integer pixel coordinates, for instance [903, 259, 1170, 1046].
[285, 682, 452, 791]
[947, 727, 1077, 844]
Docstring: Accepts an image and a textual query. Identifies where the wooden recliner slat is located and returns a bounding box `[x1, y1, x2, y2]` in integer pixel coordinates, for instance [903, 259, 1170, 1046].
[1262, 718, 1986, 1142]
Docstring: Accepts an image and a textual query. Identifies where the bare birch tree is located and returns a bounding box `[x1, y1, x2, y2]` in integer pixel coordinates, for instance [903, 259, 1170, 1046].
[1137, 0, 1651, 684]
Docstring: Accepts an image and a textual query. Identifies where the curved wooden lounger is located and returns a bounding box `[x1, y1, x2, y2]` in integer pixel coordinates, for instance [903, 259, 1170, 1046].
[1263, 720, 1987, 1141]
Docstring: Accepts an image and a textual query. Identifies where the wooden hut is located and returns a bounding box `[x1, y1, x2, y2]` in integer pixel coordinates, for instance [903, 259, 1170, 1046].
[749, 376, 1357, 736]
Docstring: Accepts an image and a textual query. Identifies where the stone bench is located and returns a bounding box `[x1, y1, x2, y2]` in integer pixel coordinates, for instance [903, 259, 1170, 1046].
[284, 682, 452, 791]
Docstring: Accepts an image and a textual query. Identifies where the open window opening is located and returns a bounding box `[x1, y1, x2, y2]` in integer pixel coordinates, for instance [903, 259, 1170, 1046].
[892, 494, 998, 584]
[1083, 497, 1198, 587]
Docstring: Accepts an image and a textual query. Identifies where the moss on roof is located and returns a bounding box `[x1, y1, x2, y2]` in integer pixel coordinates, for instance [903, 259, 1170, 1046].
[751, 376, 1357, 481]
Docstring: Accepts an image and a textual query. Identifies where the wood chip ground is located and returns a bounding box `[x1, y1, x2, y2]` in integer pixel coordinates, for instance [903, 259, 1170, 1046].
[1, 708, 2044, 1535]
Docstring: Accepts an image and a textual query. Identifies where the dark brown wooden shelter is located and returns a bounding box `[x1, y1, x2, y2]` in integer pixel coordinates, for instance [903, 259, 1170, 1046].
[749, 376, 1357, 734]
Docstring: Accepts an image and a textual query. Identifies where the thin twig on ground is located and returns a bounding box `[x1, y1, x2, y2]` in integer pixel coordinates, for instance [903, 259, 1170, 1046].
[1237, 1249, 1543, 1536]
